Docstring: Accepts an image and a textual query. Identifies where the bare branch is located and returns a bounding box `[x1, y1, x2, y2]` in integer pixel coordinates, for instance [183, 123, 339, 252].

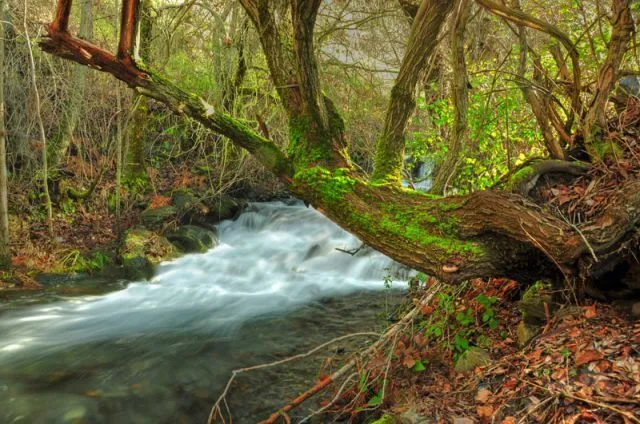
[476, 0, 582, 130]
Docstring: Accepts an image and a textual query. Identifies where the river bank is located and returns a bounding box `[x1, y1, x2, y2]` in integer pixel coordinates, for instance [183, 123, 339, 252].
[1, 182, 282, 290]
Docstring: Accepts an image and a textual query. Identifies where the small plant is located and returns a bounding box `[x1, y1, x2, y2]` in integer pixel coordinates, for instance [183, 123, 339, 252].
[419, 285, 501, 361]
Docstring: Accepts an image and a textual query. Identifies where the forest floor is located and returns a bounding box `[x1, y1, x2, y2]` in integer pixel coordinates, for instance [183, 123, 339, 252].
[313, 278, 640, 424]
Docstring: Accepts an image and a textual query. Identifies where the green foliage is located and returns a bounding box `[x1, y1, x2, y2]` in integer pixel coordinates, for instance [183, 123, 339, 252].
[420, 286, 500, 361]
[59, 249, 109, 273]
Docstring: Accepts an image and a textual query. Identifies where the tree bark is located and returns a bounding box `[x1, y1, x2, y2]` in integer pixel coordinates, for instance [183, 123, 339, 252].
[372, 0, 453, 184]
[430, 0, 471, 194]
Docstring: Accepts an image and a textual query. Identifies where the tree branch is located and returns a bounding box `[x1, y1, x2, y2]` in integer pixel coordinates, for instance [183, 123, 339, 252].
[476, 0, 582, 131]
[40, 31, 293, 182]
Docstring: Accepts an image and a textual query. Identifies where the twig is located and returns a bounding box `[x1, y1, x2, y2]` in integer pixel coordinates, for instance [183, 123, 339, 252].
[335, 243, 366, 256]
[208, 332, 379, 424]
[521, 379, 640, 423]
[257, 283, 443, 424]
[298, 372, 358, 423]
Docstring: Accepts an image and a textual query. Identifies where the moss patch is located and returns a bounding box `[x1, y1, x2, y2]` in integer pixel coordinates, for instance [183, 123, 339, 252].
[293, 167, 356, 203]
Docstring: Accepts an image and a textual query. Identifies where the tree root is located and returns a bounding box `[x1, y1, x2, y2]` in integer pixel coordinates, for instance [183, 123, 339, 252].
[503, 159, 589, 196]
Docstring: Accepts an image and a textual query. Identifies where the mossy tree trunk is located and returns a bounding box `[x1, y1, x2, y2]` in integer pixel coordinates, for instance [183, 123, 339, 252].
[583, 0, 634, 157]
[124, 0, 152, 183]
[371, 0, 453, 184]
[40, 0, 640, 287]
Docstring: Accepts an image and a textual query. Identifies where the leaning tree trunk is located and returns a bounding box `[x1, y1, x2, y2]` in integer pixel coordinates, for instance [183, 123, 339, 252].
[40, 0, 640, 289]
[372, 0, 454, 184]
[583, 0, 634, 158]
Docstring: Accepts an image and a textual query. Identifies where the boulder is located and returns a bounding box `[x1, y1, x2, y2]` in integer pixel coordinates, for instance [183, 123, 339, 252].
[166, 225, 218, 253]
[202, 195, 247, 224]
[119, 228, 181, 279]
[140, 206, 177, 230]
[454, 347, 491, 374]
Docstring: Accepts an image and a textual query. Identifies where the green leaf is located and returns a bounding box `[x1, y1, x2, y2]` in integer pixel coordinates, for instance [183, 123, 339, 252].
[367, 389, 384, 407]
[412, 359, 428, 372]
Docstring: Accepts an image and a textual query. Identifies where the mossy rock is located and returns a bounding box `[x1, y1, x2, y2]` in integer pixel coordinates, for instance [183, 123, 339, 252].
[516, 320, 540, 348]
[519, 281, 556, 324]
[202, 195, 247, 224]
[171, 189, 200, 210]
[165, 225, 218, 253]
[140, 206, 177, 230]
[454, 347, 491, 374]
[171, 189, 211, 226]
[119, 228, 181, 280]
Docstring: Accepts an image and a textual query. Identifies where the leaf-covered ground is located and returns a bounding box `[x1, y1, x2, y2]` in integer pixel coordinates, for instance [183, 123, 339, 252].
[321, 278, 639, 423]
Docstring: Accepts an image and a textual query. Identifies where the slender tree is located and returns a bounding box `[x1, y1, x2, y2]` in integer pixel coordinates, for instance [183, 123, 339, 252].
[24, 0, 53, 236]
[430, 0, 471, 194]
[48, 0, 94, 170]
[0, 0, 10, 265]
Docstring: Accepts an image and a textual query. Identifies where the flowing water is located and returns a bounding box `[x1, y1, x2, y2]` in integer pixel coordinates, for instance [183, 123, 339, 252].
[0, 201, 410, 423]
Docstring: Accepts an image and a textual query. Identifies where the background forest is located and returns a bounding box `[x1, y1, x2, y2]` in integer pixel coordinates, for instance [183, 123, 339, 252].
[2, 0, 638, 275]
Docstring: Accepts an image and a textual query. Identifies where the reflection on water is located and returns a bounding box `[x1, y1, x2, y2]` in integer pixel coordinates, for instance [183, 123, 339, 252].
[0, 201, 408, 423]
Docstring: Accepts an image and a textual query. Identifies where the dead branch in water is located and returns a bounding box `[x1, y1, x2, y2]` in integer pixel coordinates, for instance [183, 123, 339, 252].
[257, 282, 442, 424]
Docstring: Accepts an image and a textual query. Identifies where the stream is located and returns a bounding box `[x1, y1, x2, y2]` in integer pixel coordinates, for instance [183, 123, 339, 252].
[0, 201, 410, 423]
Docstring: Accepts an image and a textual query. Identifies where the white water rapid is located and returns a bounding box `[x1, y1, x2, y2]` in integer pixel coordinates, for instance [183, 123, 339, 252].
[0, 201, 408, 359]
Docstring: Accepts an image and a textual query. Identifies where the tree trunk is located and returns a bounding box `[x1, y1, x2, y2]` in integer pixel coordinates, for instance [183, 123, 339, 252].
[125, 0, 151, 182]
[0, 0, 10, 265]
[583, 0, 634, 157]
[48, 0, 93, 171]
[24, 0, 53, 236]
[430, 0, 471, 194]
[372, 0, 453, 184]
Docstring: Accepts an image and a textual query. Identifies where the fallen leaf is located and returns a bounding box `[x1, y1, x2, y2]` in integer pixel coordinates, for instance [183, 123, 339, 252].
[501, 418, 517, 424]
[403, 355, 416, 369]
[477, 405, 493, 418]
[475, 388, 492, 403]
[584, 305, 597, 319]
[575, 350, 604, 366]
